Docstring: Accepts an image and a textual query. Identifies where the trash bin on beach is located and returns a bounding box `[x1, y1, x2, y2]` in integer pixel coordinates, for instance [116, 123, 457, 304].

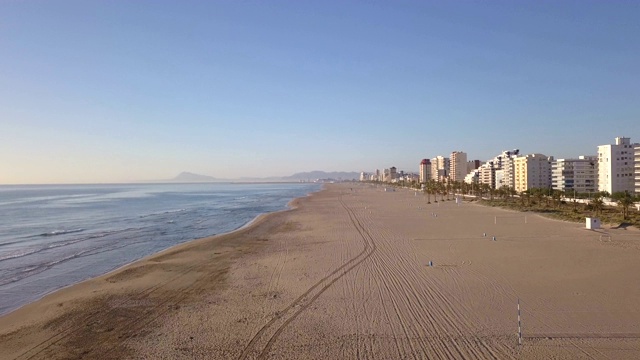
[586, 217, 600, 230]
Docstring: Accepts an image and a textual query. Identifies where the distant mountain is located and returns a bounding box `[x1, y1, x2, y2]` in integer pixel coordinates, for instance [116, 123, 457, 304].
[168, 170, 359, 183]
[282, 171, 360, 181]
[171, 172, 221, 182]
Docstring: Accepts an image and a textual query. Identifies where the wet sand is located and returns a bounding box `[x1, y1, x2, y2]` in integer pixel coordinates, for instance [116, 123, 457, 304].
[1, 183, 639, 359]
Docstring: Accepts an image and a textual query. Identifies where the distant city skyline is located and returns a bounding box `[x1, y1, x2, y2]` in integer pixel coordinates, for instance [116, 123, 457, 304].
[2, 1, 639, 184]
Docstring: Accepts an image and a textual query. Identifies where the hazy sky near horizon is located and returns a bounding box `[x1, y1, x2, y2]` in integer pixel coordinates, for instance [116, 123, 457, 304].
[2, 1, 639, 184]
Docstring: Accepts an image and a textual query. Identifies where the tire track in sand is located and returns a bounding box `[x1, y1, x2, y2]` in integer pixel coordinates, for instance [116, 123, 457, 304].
[238, 196, 376, 359]
[355, 193, 515, 359]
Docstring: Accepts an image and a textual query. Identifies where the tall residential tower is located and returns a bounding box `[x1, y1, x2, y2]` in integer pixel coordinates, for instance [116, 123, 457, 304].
[450, 151, 468, 182]
[514, 153, 553, 193]
[597, 137, 636, 194]
[635, 144, 640, 194]
[419, 159, 432, 183]
[551, 156, 597, 194]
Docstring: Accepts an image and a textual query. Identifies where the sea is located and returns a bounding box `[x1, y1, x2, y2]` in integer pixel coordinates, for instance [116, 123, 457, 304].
[0, 182, 322, 315]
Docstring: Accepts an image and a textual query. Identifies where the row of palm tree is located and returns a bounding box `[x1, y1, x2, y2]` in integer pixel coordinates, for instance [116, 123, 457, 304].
[370, 178, 639, 221]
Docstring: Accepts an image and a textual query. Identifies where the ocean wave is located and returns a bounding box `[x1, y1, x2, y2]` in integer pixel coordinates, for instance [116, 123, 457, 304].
[39, 228, 85, 237]
[0, 249, 94, 286]
[0, 239, 26, 248]
[0, 225, 161, 263]
[0, 236, 87, 262]
[139, 209, 187, 219]
[0, 237, 155, 287]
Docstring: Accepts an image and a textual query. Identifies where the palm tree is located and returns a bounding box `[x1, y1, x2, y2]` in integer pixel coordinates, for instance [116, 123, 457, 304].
[551, 189, 564, 209]
[438, 181, 447, 202]
[451, 181, 460, 199]
[424, 179, 436, 204]
[519, 190, 527, 206]
[488, 186, 496, 201]
[446, 181, 452, 201]
[531, 188, 544, 207]
[592, 195, 604, 216]
[611, 191, 635, 220]
[460, 181, 470, 199]
[480, 183, 491, 200]
[570, 188, 579, 212]
[472, 182, 481, 198]
[545, 188, 553, 207]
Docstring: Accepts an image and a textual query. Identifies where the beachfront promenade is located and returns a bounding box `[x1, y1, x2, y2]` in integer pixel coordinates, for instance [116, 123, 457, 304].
[1, 183, 639, 359]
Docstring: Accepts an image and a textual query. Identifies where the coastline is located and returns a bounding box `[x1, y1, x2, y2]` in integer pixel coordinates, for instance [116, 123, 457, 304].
[0, 186, 323, 320]
[2, 183, 639, 359]
[0, 183, 322, 318]
[0, 184, 324, 359]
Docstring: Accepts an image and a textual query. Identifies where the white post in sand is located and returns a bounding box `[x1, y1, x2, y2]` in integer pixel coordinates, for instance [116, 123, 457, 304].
[518, 299, 522, 345]
[524, 216, 527, 224]
[494, 216, 497, 225]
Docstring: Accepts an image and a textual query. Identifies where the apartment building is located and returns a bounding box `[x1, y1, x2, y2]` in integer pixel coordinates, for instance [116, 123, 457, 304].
[431, 156, 449, 182]
[419, 159, 432, 183]
[464, 170, 479, 184]
[597, 137, 636, 194]
[476, 149, 519, 189]
[466, 160, 481, 175]
[551, 156, 597, 193]
[514, 153, 553, 193]
[389, 167, 397, 181]
[478, 163, 495, 189]
[500, 156, 517, 189]
[635, 144, 640, 194]
[450, 151, 467, 182]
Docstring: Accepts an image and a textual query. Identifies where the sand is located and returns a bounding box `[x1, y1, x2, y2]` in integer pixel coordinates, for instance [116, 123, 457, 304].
[1, 183, 639, 359]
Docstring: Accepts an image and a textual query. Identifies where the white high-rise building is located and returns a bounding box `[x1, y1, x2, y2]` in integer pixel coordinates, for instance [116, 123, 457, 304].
[478, 163, 496, 189]
[500, 156, 517, 189]
[635, 144, 640, 194]
[431, 156, 449, 182]
[419, 159, 432, 183]
[551, 156, 597, 193]
[464, 169, 479, 184]
[477, 149, 519, 189]
[597, 137, 636, 194]
[450, 151, 468, 182]
[514, 154, 553, 193]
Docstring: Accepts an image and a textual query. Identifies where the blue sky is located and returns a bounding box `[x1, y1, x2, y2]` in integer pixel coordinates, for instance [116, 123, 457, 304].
[2, 1, 639, 184]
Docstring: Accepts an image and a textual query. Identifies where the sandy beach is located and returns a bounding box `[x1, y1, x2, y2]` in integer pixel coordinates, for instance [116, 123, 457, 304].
[1, 183, 639, 359]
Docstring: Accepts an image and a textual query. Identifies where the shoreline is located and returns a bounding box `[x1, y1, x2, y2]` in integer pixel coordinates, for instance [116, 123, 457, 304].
[2, 182, 639, 359]
[0, 185, 324, 319]
[0, 184, 325, 359]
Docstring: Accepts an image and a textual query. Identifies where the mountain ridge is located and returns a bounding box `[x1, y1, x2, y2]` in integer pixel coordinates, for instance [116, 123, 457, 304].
[168, 171, 359, 182]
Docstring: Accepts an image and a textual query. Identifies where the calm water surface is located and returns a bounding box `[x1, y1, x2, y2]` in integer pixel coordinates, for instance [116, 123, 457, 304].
[0, 182, 321, 315]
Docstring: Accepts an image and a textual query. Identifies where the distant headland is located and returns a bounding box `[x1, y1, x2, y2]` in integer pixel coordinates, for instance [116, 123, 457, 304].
[168, 171, 360, 183]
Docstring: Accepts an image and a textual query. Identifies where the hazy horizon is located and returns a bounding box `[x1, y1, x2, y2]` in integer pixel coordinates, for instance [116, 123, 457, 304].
[0, 170, 363, 186]
[2, 1, 639, 185]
